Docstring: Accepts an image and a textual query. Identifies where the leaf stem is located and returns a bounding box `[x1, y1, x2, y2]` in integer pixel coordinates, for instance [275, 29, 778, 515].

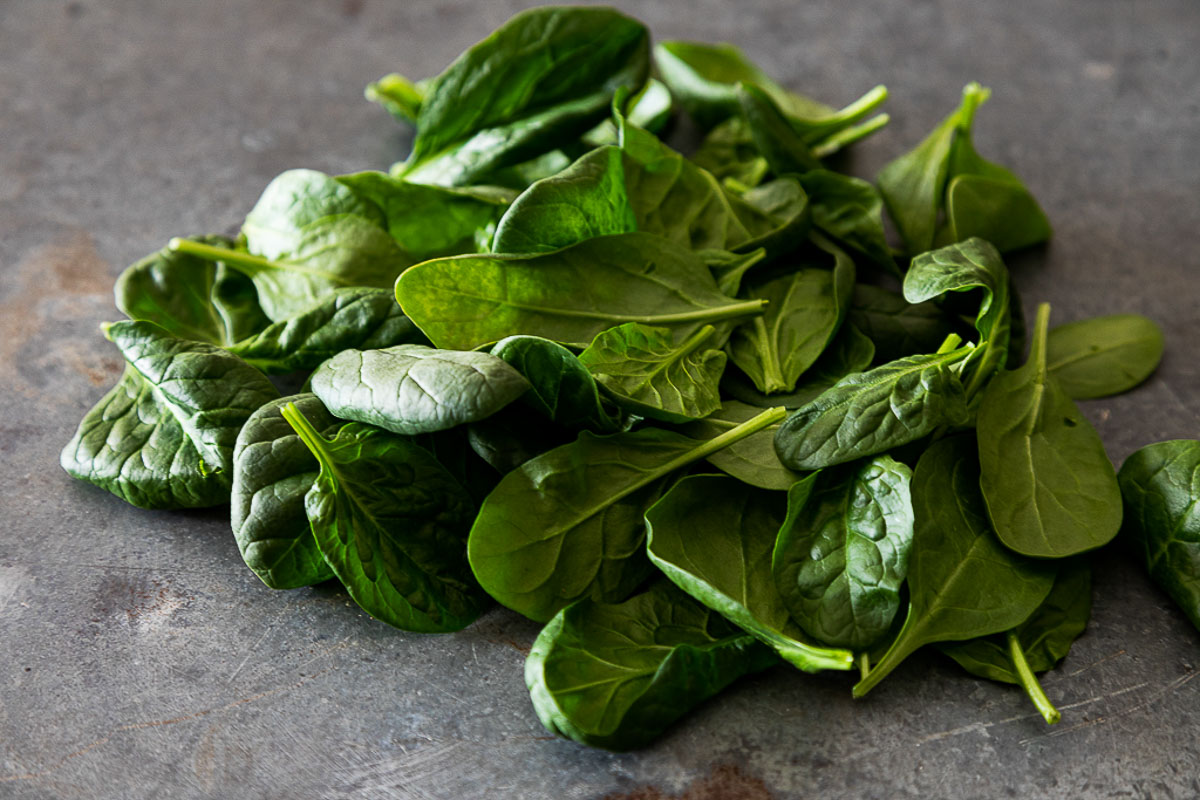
[936, 333, 964, 354]
[1030, 302, 1052, 385]
[280, 402, 334, 474]
[623, 298, 767, 326]
[168, 237, 279, 274]
[753, 316, 788, 393]
[1007, 630, 1061, 724]
[859, 652, 871, 682]
[812, 113, 890, 158]
[679, 406, 788, 468]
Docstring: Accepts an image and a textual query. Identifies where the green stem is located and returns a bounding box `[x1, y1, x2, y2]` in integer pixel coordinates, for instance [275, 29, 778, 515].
[799, 85, 888, 137]
[1007, 630, 1061, 725]
[678, 406, 788, 468]
[813, 113, 890, 158]
[852, 610, 918, 698]
[168, 237, 281, 273]
[753, 316, 788, 394]
[1030, 302, 1052, 385]
[623, 298, 767, 326]
[859, 652, 871, 682]
[936, 333, 964, 354]
[280, 402, 334, 474]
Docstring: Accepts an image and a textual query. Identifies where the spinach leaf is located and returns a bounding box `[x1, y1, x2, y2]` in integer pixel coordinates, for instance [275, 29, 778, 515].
[578, 323, 725, 423]
[938, 560, 1091, 723]
[114, 235, 271, 346]
[582, 78, 674, 147]
[1046, 313, 1164, 399]
[976, 303, 1123, 558]
[679, 401, 804, 490]
[395, 232, 766, 350]
[853, 436, 1057, 697]
[525, 580, 778, 751]
[646, 475, 855, 672]
[1118, 439, 1200, 632]
[903, 237, 1011, 397]
[727, 233, 854, 394]
[772, 456, 914, 649]
[282, 403, 486, 632]
[231, 394, 339, 589]
[798, 170, 896, 275]
[878, 82, 1049, 256]
[773, 347, 970, 470]
[335, 171, 511, 260]
[692, 116, 769, 188]
[490, 335, 621, 431]
[392, 6, 650, 186]
[468, 407, 787, 621]
[310, 344, 530, 436]
[467, 404, 576, 475]
[491, 145, 637, 254]
[707, 248, 768, 296]
[847, 284, 962, 365]
[241, 168, 386, 257]
[61, 321, 280, 509]
[227, 288, 426, 374]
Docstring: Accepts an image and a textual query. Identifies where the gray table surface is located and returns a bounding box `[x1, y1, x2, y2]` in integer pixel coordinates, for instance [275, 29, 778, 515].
[3, 1, 1199, 798]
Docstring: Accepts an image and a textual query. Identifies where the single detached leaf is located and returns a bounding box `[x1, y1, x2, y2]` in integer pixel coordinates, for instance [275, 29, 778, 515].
[61, 321, 280, 509]
[227, 288, 426, 374]
[114, 235, 271, 346]
[579, 323, 726, 423]
[847, 284, 962, 365]
[977, 303, 1123, 558]
[395, 6, 650, 186]
[468, 408, 787, 621]
[1046, 314, 1164, 400]
[525, 581, 778, 751]
[490, 335, 620, 431]
[774, 348, 970, 470]
[680, 401, 803, 490]
[1118, 439, 1200, 632]
[231, 394, 340, 589]
[395, 232, 765, 350]
[903, 237, 1011, 394]
[773, 456, 915, 649]
[853, 436, 1057, 697]
[646, 475, 854, 672]
[283, 404, 486, 632]
[310, 345, 530, 436]
[727, 234, 854, 394]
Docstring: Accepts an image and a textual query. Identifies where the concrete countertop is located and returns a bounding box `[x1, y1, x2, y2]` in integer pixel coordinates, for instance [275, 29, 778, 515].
[2, 1, 1198, 797]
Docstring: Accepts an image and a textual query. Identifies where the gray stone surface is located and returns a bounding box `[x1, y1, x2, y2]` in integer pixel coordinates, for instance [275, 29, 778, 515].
[2, 1, 1199, 797]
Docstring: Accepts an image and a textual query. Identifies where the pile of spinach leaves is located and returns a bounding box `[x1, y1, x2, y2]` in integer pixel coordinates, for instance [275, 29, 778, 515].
[62, 5, 1190, 753]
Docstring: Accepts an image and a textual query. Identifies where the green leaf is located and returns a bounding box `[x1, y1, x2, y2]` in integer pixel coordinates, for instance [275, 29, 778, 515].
[525, 581, 778, 751]
[61, 321, 280, 509]
[242, 169, 386, 259]
[364, 72, 426, 123]
[1045, 314, 1165, 400]
[231, 394, 339, 589]
[692, 116, 769, 188]
[578, 323, 725, 423]
[394, 6, 650, 186]
[679, 400, 804, 491]
[114, 235, 271, 346]
[310, 344, 530, 436]
[773, 348, 970, 470]
[489, 335, 621, 431]
[468, 407, 788, 621]
[727, 233, 855, 394]
[798, 170, 896, 275]
[646, 475, 854, 672]
[582, 78, 674, 147]
[227, 288, 425, 374]
[1118, 439, 1200, 632]
[735, 82, 822, 173]
[976, 303, 1123, 558]
[395, 232, 766, 350]
[903, 237, 1011, 395]
[335, 171, 511, 261]
[773, 456, 915, 649]
[491, 146, 637, 254]
[847, 284, 962, 365]
[879, 82, 1050, 256]
[853, 435, 1057, 697]
[283, 404, 486, 632]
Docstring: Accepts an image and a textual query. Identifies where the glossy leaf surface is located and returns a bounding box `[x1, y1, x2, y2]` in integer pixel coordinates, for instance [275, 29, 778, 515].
[1046, 314, 1164, 400]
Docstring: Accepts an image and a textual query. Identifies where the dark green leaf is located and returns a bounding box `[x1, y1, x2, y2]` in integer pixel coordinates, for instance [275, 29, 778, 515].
[848, 284, 962, 365]
[1046, 314, 1164, 400]
[227, 288, 425, 374]
[773, 456, 914, 649]
[1118, 439, 1200, 632]
[490, 335, 620, 431]
[283, 404, 486, 632]
[646, 475, 854, 671]
[679, 401, 803, 490]
[231, 394, 339, 589]
[114, 235, 271, 346]
[774, 348, 970, 470]
[579, 323, 725, 423]
[798, 170, 896, 275]
[60, 321, 280, 509]
[525, 581, 777, 751]
[395, 232, 766, 350]
[853, 436, 1057, 697]
[691, 116, 769, 188]
[977, 303, 1123, 558]
[310, 344, 530, 436]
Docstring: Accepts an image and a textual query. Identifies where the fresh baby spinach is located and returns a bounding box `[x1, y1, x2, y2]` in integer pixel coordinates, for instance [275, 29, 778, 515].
[679, 401, 803, 491]
[1046, 313, 1165, 400]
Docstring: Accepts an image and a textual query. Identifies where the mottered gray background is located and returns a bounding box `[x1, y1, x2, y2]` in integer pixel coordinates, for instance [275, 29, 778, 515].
[2, 1, 1199, 797]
